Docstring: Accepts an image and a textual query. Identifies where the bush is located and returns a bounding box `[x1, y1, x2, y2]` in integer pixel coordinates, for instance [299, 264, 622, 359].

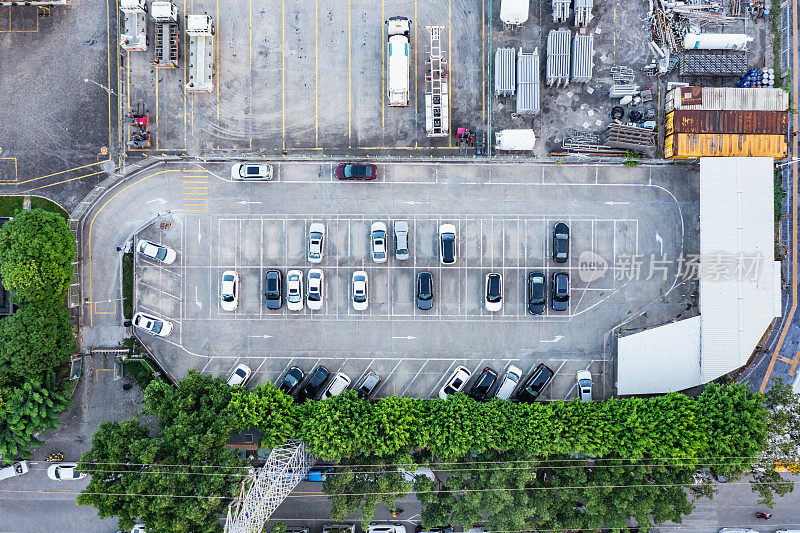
[0, 209, 75, 304]
[122, 252, 134, 320]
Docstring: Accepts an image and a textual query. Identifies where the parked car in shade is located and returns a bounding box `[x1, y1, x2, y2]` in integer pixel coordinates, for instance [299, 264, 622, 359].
[265, 269, 282, 309]
[132, 312, 173, 337]
[527, 271, 546, 315]
[552, 222, 569, 263]
[137, 239, 177, 264]
[226, 364, 252, 387]
[355, 370, 382, 399]
[297, 365, 330, 402]
[394, 220, 409, 260]
[467, 367, 498, 401]
[576, 370, 593, 402]
[552, 271, 569, 311]
[517, 363, 554, 402]
[278, 366, 305, 395]
[438, 366, 471, 399]
[416, 270, 433, 310]
[334, 163, 377, 180]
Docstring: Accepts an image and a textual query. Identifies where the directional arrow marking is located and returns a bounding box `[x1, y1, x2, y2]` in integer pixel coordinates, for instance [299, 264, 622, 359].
[655, 231, 664, 256]
[392, 335, 419, 340]
[146, 198, 167, 205]
[540, 335, 564, 343]
[248, 335, 274, 339]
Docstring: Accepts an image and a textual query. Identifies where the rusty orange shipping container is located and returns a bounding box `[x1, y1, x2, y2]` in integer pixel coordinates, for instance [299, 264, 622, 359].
[665, 110, 788, 136]
[664, 133, 787, 158]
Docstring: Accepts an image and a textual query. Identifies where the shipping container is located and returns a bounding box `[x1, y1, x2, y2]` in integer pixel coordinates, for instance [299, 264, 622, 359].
[665, 110, 788, 136]
[664, 133, 787, 159]
[665, 86, 789, 112]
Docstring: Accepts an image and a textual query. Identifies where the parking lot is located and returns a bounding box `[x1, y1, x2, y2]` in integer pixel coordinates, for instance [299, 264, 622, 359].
[107, 161, 699, 400]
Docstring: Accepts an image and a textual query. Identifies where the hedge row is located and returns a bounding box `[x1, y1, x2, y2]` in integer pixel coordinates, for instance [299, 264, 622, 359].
[227, 380, 767, 463]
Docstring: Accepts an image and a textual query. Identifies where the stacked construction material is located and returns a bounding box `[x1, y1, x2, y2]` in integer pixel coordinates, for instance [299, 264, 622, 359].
[574, 0, 593, 26]
[736, 67, 776, 87]
[571, 34, 594, 83]
[495, 48, 517, 97]
[605, 123, 657, 155]
[546, 29, 571, 87]
[552, 0, 571, 22]
[679, 53, 747, 77]
[516, 48, 540, 115]
[664, 86, 789, 158]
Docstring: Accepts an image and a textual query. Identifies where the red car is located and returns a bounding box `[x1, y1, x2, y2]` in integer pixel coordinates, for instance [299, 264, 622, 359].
[334, 163, 377, 180]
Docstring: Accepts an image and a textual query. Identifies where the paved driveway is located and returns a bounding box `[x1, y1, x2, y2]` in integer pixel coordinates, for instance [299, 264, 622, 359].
[81, 161, 698, 400]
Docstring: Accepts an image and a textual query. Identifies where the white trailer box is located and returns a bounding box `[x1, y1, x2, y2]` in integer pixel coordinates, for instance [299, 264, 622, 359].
[120, 0, 147, 51]
[683, 33, 753, 50]
[500, 0, 529, 26]
[386, 17, 411, 107]
[186, 14, 215, 92]
[495, 129, 536, 151]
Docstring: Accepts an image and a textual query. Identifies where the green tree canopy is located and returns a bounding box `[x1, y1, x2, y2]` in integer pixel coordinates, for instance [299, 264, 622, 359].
[0, 302, 76, 386]
[0, 371, 70, 462]
[0, 208, 75, 304]
[78, 373, 247, 533]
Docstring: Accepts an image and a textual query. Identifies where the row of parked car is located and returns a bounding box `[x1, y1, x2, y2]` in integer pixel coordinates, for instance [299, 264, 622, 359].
[223, 362, 594, 403]
[231, 162, 379, 181]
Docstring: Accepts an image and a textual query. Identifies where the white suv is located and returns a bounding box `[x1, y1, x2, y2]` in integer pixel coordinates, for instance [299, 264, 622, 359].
[367, 526, 406, 533]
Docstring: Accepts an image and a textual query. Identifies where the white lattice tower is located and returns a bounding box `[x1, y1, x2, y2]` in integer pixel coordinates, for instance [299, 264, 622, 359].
[224, 440, 316, 533]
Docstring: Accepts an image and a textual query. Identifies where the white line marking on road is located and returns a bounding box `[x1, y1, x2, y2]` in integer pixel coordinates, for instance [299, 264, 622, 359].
[541, 335, 564, 343]
[392, 335, 419, 340]
[146, 198, 167, 205]
[655, 231, 663, 256]
[195, 286, 202, 309]
[248, 334, 274, 339]
[238, 200, 262, 205]
[605, 201, 629, 205]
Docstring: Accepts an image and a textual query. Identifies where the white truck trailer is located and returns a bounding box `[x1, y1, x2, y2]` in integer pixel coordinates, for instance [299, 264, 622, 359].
[386, 17, 411, 107]
[151, 1, 179, 68]
[185, 14, 215, 92]
[120, 0, 148, 51]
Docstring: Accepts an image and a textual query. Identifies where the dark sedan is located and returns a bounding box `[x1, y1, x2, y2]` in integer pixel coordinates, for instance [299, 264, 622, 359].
[416, 270, 433, 310]
[334, 163, 377, 180]
[552, 271, 569, 311]
[552, 222, 569, 263]
[467, 367, 498, 401]
[278, 366, 305, 395]
[517, 363, 554, 402]
[265, 270, 282, 309]
[296, 365, 330, 403]
[355, 370, 382, 399]
[528, 271, 546, 315]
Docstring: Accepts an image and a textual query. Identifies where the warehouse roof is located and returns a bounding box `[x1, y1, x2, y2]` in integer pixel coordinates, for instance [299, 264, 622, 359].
[617, 157, 781, 395]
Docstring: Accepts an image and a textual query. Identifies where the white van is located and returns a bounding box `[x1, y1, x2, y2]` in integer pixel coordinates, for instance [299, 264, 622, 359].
[386, 17, 411, 107]
[0, 461, 29, 481]
[495, 365, 522, 400]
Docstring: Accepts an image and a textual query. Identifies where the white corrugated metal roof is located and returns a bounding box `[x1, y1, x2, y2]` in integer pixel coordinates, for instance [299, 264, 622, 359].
[618, 317, 702, 395]
[699, 157, 779, 382]
[617, 157, 780, 394]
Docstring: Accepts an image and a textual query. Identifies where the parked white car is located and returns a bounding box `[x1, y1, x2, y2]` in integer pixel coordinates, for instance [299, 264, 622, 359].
[230, 162, 273, 180]
[137, 239, 176, 264]
[319, 372, 351, 400]
[576, 370, 593, 402]
[220, 270, 239, 311]
[47, 463, 86, 481]
[367, 525, 406, 533]
[371, 221, 388, 263]
[394, 220, 409, 260]
[308, 222, 325, 263]
[307, 269, 324, 311]
[352, 271, 369, 311]
[286, 270, 304, 311]
[439, 366, 471, 399]
[227, 364, 252, 387]
[132, 312, 173, 337]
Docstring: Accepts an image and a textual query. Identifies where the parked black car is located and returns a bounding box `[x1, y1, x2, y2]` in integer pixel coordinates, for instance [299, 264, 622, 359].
[467, 367, 498, 401]
[416, 270, 434, 310]
[278, 366, 305, 395]
[517, 363, 554, 402]
[552, 271, 569, 311]
[552, 222, 569, 263]
[354, 370, 382, 399]
[528, 271, 546, 315]
[297, 365, 330, 402]
[265, 269, 282, 309]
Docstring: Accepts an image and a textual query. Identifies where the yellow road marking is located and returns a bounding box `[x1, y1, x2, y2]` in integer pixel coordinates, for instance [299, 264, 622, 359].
[23, 170, 107, 193]
[15, 160, 109, 185]
[347, 0, 352, 140]
[106, 0, 112, 151]
[155, 68, 159, 150]
[184, 0, 188, 148]
[0, 157, 19, 182]
[93, 301, 117, 315]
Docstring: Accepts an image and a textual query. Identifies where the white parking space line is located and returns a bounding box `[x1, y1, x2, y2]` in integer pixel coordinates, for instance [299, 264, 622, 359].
[428, 360, 458, 398]
[398, 360, 428, 397]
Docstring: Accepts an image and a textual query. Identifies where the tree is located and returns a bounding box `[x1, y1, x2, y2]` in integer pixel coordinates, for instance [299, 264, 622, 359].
[749, 378, 799, 507]
[227, 381, 298, 448]
[0, 302, 76, 386]
[0, 208, 75, 304]
[322, 452, 413, 529]
[0, 371, 70, 461]
[78, 373, 247, 533]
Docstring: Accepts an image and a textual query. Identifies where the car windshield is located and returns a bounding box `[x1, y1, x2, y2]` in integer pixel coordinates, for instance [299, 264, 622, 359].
[442, 235, 454, 257]
[155, 248, 167, 260]
[579, 379, 592, 387]
[267, 277, 277, 292]
[524, 386, 540, 397]
[354, 291, 366, 303]
[345, 165, 369, 177]
[487, 276, 501, 301]
[309, 289, 321, 301]
[222, 294, 234, 302]
[151, 321, 162, 334]
[418, 278, 432, 299]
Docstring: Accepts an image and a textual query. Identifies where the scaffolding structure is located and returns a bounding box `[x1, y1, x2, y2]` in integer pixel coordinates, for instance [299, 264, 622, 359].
[573, 0, 593, 26]
[495, 48, 516, 97]
[224, 441, 315, 533]
[546, 28, 571, 87]
[425, 26, 449, 137]
[552, 0, 571, 22]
